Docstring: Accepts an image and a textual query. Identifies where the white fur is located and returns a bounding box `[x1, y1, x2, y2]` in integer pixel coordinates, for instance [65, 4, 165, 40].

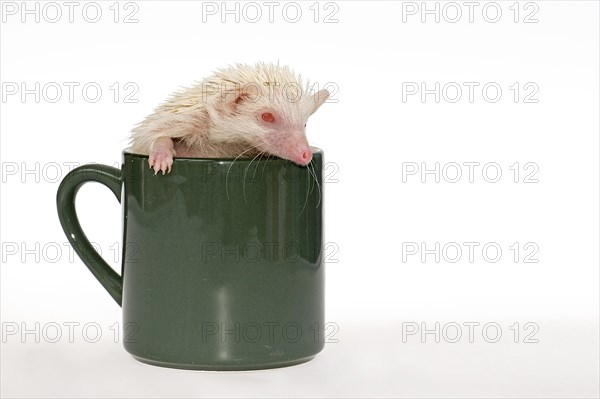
[129, 62, 328, 161]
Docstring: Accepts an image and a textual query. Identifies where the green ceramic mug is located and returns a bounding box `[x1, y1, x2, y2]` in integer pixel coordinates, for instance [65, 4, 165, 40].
[56, 149, 325, 370]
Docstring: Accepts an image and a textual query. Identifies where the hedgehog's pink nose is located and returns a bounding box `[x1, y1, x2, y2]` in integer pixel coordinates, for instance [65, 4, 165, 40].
[301, 150, 312, 164]
[293, 148, 312, 166]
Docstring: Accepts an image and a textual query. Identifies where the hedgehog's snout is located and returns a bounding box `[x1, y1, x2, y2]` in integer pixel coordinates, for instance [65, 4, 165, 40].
[263, 128, 312, 166]
[286, 139, 312, 166]
[301, 150, 312, 164]
[295, 147, 312, 165]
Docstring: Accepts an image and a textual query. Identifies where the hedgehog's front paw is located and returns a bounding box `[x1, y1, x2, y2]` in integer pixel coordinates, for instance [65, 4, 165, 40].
[149, 148, 174, 175]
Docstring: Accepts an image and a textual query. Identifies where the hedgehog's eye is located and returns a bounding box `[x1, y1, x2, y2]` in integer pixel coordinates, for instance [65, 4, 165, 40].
[304, 123, 307, 128]
[261, 112, 275, 123]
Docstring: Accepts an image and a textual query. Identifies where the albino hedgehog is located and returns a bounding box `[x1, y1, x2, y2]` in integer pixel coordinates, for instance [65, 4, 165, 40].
[130, 62, 330, 174]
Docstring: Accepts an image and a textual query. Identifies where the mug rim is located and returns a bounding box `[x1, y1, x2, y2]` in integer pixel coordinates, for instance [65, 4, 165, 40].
[123, 146, 323, 163]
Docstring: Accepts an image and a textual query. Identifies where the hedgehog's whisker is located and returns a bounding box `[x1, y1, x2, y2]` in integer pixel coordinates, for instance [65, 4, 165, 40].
[244, 150, 264, 203]
[309, 160, 322, 208]
[307, 161, 315, 198]
[304, 164, 314, 213]
[261, 154, 272, 178]
[252, 151, 267, 181]
[248, 142, 274, 180]
[299, 165, 311, 217]
[226, 146, 256, 200]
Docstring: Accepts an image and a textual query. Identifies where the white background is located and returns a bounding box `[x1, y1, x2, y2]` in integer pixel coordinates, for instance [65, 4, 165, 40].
[1, 1, 599, 397]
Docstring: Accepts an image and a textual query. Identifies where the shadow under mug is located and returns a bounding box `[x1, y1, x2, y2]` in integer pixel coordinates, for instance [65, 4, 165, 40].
[56, 149, 325, 370]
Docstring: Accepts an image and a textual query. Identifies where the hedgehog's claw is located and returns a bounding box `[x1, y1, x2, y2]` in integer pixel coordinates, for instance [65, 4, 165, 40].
[149, 148, 174, 175]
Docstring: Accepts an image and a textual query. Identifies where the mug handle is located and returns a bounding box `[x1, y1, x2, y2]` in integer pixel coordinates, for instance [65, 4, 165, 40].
[56, 164, 123, 306]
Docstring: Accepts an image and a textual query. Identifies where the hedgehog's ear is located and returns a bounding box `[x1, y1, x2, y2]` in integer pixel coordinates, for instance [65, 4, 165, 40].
[308, 89, 330, 115]
[221, 90, 257, 115]
[220, 91, 242, 115]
